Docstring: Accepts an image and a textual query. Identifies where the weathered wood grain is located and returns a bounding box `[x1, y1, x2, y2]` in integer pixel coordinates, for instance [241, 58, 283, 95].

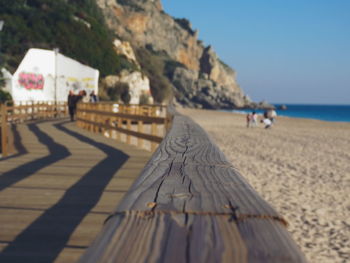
[80, 212, 248, 263]
[117, 114, 280, 217]
[79, 109, 307, 262]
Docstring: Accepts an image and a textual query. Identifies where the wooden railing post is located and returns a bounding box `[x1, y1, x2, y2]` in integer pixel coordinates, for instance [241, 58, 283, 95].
[116, 116, 121, 142]
[137, 120, 143, 149]
[151, 122, 157, 152]
[31, 101, 35, 120]
[126, 119, 131, 145]
[1, 103, 8, 157]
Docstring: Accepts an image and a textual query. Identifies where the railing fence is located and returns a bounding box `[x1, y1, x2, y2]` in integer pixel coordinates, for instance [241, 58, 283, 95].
[0, 101, 67, 157]
[76, 103, 171, 152]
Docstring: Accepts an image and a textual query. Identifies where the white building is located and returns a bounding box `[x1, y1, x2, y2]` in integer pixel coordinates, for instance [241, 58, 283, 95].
[6, 48, 99, 103]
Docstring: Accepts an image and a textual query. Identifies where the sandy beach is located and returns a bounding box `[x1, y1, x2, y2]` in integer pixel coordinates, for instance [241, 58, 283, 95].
[179, 108, 350, 263]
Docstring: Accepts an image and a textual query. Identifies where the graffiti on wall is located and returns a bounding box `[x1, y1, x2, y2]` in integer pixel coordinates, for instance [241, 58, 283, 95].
[66, 77, 95, 93]
[18, 72, 45, 90]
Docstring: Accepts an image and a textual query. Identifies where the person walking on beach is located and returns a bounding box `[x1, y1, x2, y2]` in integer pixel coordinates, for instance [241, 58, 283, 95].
[246, 112, 258, 127]
[268, 109, 277, 123]
[251, 112, 258, 127]
[246, 113, 252, 128]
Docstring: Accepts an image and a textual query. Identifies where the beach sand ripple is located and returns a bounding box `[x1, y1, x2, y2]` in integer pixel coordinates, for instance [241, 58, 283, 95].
[179, 108, 350, 263]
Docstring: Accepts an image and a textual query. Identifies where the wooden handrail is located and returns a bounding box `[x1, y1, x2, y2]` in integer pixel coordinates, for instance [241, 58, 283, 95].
[78, 109, 166, 124]
[78, 106, 306, 263]
[76, 103, 170, 152]
[0, 101, 67, 157]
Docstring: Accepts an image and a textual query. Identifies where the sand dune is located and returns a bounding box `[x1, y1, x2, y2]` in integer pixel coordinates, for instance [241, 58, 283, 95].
[179, 108, 350, 263]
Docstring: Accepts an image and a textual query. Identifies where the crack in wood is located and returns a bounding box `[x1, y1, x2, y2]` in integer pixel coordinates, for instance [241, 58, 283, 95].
[153, 159, 175, 203]
[148, 160, 235, 169]
[104, 210, 288, 227]
[227, 201, 239, 222]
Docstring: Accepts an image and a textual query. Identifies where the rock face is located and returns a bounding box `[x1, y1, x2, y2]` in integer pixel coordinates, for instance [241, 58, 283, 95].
[113, 38, 139, 66]
[172, 67, 247, 109]
[96, 0, 250, 108]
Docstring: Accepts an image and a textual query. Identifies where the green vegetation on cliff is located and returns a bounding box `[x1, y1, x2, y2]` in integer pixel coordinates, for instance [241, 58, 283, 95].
[135, 47, 174, 103]
[0, 0, 136, 76]
[0, 89, 12, 103]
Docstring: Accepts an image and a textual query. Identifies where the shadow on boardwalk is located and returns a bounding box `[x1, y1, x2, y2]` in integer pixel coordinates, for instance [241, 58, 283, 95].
[0, 120, 129, 262]
[0, 122, 70, 191]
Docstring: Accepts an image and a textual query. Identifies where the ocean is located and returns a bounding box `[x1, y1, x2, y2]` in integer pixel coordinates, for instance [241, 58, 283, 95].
[229, 104, 350, 122]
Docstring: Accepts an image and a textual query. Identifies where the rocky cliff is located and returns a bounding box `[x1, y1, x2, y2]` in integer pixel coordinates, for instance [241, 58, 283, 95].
[96, 0, 251, 108]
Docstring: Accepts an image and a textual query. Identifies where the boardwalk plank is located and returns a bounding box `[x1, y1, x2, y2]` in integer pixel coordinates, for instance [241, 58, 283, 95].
[0, 119, 151, 262]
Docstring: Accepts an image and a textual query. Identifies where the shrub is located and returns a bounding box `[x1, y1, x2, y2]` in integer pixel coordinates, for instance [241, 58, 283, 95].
[135, 48, 173, 103]
[120, 87, 131, 104]
[139, 92, 150, 105]
[174, 18, 195, 36]
[0, 70, 5, 89]
[117, 0, 145, 12]
[0, 89, 12, 103]
[0, 0, 136, 76]
[107, 82, 130, 103]
[164, 59, 186, 79]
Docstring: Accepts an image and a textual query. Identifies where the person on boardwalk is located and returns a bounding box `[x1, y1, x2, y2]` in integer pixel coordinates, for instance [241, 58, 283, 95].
[80, 90, 89, 103]
[67, 90, 86, 121]
[77, 90, 87, 104]
[67, 90, 76, 121]
[89, 90, 98, 103]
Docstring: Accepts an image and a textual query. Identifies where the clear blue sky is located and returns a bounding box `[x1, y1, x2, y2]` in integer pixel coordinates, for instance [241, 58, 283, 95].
[162, 0, 350, 104]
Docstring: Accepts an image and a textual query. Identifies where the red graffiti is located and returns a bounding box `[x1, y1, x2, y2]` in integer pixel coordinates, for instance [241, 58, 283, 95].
[18, 72, 45, 90]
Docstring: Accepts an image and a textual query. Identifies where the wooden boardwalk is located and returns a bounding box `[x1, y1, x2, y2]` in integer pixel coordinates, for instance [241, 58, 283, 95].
[0, 119, 151, 262]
